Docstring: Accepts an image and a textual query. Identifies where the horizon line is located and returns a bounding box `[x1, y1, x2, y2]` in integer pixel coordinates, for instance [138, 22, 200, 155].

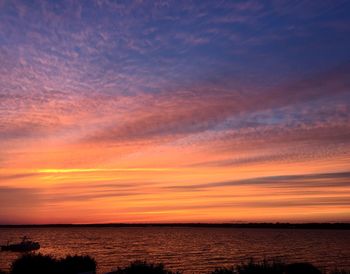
[1, 222, 350, 228]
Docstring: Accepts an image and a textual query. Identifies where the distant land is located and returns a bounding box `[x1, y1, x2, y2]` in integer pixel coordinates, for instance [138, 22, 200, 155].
[1, 223, 350, 230]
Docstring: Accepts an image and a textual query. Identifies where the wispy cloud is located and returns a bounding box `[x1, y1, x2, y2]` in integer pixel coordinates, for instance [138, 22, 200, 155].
[166, 171, 350, 190]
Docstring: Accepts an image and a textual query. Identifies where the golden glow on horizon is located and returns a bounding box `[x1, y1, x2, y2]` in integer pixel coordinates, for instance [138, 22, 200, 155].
[37, 168, 174, 173]
[1, 144, 350, 224]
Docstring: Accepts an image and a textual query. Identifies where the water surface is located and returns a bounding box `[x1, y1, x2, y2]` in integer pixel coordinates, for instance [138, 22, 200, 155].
[1, 227, 349, 273]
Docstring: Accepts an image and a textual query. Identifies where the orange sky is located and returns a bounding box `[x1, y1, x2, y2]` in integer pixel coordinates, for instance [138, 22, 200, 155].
[1, 1, 350, 224]
[1, 124, 350, 224]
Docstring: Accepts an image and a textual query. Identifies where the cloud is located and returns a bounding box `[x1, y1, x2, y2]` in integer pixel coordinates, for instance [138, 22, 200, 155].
[189, 153, 299, 168]
[265, 62, 350, 107]
[107, 196, 350, 213]
[44, 190, 143, 203]
[83, 63, 350, 147]
[1, 0, 349, 150]
[166, 171, 350, 190]
[0, 186, 42, 223]
[0, 172, 37, 181]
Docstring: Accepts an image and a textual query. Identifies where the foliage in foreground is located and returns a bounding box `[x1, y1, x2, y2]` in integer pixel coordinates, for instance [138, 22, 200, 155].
[211, 260, 350, 274]
[3, 254, 350, 274]
[330, 271, 350, 274]
[212, 259, 321, 274]
[108, 259, 350, 274]
[109, 261, 180, 274]
[11, 254, 57, 274]
[10, 253, 96, 274]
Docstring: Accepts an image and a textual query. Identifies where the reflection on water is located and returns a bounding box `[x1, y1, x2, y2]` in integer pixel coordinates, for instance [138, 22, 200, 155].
[1, 227, 350, 273]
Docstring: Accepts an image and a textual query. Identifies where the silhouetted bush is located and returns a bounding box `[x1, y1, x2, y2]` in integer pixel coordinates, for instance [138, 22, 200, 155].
[330, 270, 350, 274]
[11, 253, 58, 274]
[9, 253, 96, 274]
[210, 259, 284, 274]
[5, 254, 350, 274]
[11, 253, 56, 274]
[285, 262, 321, 274]
[210, 260, 323, 274]
[109, 261, 180, 274]
[60, 255, 96, 274]
[211, 267, 236, 274]
[236, 259, 284, 274]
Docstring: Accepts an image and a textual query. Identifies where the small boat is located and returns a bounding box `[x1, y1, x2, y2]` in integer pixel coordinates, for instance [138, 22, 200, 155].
[1, 236, 40, 252]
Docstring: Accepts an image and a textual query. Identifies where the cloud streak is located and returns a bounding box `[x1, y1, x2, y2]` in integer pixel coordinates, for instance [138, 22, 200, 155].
[166, 171, 350, 190]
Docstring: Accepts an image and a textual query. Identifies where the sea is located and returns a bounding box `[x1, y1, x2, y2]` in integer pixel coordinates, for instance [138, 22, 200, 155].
[0, 227, 350, 273]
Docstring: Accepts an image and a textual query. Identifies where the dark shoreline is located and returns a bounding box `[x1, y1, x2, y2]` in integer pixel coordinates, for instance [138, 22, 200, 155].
[1, 222, 350, 230]
[2, 254, 350, 274]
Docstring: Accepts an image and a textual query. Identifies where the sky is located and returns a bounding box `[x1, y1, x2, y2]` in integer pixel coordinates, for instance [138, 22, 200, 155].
[0, 0, 350, 224]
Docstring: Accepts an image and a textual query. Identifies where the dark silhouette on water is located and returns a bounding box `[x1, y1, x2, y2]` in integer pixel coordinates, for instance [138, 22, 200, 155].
[0, 237, 40, 252]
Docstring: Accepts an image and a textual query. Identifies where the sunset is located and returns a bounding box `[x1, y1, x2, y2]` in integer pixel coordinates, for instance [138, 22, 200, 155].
[0, 1, 350, 273]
